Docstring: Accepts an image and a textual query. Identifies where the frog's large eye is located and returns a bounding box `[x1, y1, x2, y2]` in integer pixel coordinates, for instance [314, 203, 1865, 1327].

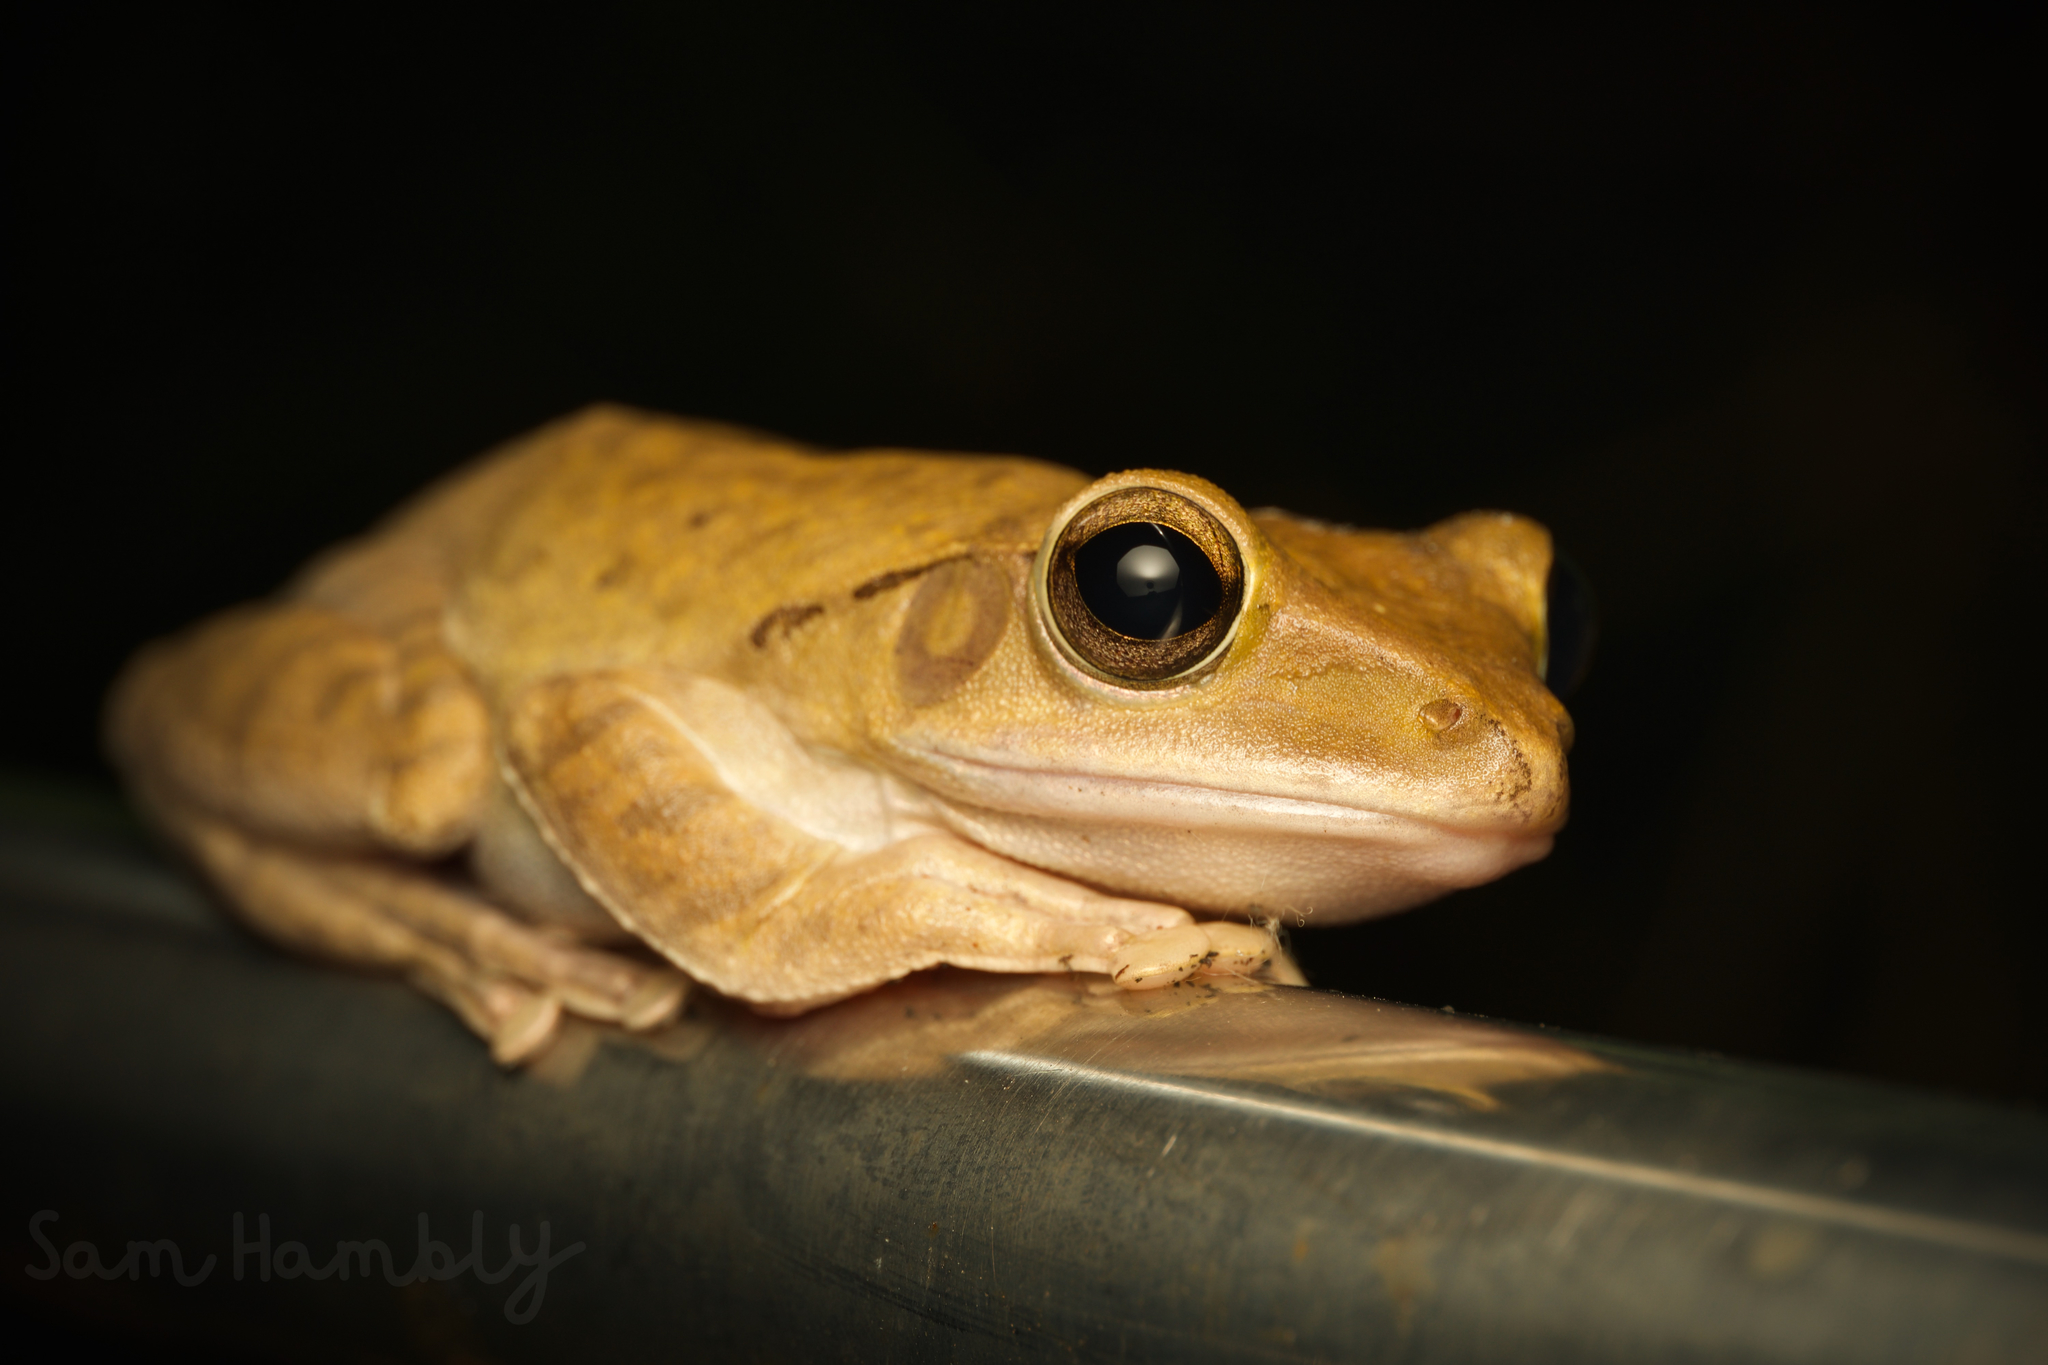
[1044, 487, 1245, 684]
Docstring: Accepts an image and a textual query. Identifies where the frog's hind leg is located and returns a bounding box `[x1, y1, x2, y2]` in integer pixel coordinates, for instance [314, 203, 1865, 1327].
[106, 602, 683, 1062]
[156, 797, 685, 1064]
[106, 602, 494, 858]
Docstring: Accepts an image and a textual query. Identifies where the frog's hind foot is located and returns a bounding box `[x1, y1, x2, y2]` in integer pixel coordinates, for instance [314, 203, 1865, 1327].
[160, 801, 687, 1065]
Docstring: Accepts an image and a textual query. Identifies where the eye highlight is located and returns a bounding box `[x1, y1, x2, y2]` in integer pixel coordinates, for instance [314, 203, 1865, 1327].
[1044, 487, 1245, 684]
[1073, 522, 1222, 642]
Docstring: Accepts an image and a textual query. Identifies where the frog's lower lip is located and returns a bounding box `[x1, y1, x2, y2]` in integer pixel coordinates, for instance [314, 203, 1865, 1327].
[899, 748, 1550, 838]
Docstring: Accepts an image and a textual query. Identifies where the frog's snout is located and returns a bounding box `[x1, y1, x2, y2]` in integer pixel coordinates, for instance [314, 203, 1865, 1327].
[1412, 693, 1570, 830]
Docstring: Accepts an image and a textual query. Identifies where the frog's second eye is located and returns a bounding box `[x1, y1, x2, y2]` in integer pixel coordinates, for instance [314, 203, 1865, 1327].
[1045, 487, 1245, 684]
[1542, 550, 1598, 700]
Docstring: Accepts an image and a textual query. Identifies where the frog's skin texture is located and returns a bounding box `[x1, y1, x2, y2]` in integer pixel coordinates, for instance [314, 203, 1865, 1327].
[107, 407, 1571, 1063]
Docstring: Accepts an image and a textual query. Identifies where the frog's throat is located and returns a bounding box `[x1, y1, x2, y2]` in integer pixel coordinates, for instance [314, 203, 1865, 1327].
[894, 747, 1560, 839]
[890, 747, 1557, 921]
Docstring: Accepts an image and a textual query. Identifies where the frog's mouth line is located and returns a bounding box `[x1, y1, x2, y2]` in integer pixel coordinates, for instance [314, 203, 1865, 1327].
[896, 747, 1556, 843]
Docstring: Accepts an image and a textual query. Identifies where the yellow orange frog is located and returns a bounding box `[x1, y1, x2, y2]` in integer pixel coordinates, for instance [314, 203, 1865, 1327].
[107, 407, 1574, 1062]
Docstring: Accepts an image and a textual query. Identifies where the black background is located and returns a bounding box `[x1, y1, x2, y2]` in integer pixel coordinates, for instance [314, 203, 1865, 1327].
[4, 5, 2042, 1102]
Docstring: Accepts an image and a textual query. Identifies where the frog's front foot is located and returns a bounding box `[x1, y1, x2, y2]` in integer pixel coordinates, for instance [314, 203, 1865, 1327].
[1106, 921, 1280, 990]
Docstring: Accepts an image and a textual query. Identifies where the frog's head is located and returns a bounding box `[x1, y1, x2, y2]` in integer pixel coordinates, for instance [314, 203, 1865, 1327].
[869, 468, 1576, 923]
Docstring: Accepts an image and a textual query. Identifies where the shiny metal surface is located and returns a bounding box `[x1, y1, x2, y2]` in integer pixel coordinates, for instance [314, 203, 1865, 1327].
[4, 800, 2045, 1361]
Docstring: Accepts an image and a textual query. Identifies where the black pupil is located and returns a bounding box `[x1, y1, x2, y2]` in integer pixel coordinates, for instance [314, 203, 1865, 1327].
[1073, 522, 1222, 640]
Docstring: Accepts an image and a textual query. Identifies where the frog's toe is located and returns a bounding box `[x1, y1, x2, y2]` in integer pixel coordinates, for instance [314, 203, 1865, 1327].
[1107, 924, 1212, 989]
[434, 976, 560, 1068]
[1107, 921, 1277, 991]
[617, 971, 691, 1031]
[1190, 921, 1279, 979]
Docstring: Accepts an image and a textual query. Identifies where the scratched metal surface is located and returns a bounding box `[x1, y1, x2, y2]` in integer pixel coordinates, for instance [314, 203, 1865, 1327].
[3, 796, 2045, 1362]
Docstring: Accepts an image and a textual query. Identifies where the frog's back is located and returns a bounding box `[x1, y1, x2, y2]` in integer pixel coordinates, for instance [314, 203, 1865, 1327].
[293, 405, 1089, 697]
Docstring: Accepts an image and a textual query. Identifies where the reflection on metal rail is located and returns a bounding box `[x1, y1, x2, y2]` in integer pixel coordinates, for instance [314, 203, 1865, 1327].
[964, 1051, 2048, 1267]
[4, 800, 2046, 1362]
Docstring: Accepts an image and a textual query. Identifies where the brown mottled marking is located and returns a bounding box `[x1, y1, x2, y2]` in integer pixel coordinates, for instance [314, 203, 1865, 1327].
[594, 553, 635, 589]
[895, 559, 1010, 707]
[1486, 718, 1535, 809]
[311, 664, 386, 723]
[851, 555, 965, 600]
[748, 603, 825, 649]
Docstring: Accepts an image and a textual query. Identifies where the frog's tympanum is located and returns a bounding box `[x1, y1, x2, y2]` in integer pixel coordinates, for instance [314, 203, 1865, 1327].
[107, 408, 1575, 1063]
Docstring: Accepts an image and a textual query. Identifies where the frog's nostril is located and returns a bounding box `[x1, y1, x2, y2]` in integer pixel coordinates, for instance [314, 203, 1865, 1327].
[1419, 699, 1464, 733]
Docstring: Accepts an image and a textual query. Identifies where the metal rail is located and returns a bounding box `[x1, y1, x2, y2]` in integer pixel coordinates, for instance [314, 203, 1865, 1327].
[3, 790, 2044, 1362]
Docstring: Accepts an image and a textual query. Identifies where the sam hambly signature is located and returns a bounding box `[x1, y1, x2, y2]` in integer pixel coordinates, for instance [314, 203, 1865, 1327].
[25, 1210, 584, 1323]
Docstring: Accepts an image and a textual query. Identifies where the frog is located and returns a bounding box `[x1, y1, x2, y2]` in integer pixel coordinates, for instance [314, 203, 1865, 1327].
[106, 406, 1573, 1064]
